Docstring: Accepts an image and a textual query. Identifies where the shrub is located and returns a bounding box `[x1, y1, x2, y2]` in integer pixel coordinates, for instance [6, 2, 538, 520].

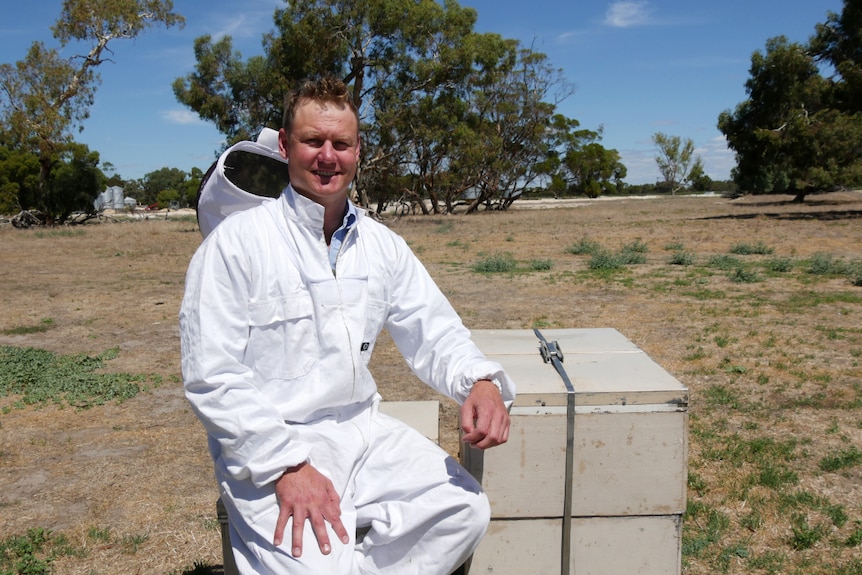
[730, 241, 774, 255]
[618, 249, 647, 265]
[588, 250, 624, 271]
[808, 252, 848, 275]
[764, 256, 794, 273]
[530, 259, 553, 271]
[730, 267, 761, 283]
[565, 236, 602, 256]
[669, 251, 695, 266]
[622, 238, 649, 253]
[708, 254, 742, 270]
[473, 252, 517, 273]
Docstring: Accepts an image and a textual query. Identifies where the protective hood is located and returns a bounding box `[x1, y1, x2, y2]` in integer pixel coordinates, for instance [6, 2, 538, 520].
[196, 127, 290, 238]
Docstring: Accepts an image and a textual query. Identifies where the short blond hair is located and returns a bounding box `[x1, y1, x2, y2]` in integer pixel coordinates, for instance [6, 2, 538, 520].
[282, 76, 359, 135]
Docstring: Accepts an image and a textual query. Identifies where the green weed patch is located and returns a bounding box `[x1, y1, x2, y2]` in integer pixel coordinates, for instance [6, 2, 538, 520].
[0, 346, 157, 409]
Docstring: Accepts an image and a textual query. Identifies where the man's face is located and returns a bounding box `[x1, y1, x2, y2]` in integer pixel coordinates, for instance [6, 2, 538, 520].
[279, 100, 360, 208]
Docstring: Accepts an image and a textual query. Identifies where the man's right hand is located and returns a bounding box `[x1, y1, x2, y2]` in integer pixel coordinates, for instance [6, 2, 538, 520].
[273, 462, 350, 557]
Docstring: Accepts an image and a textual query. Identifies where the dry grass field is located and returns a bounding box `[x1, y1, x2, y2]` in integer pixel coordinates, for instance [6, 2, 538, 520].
[0, 191, 861, 574]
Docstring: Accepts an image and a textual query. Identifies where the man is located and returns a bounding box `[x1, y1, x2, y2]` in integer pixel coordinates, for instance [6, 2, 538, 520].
[180, 76, 515, 575]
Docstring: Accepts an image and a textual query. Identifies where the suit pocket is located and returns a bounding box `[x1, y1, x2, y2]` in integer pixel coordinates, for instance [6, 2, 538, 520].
[247, 294, 316, 380]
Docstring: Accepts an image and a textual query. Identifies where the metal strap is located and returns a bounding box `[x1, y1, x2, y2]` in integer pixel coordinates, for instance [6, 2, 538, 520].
[533, 329, 575, 575]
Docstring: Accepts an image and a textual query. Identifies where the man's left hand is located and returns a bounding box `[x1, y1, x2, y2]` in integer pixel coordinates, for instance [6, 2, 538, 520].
[460, 379, 510, 449]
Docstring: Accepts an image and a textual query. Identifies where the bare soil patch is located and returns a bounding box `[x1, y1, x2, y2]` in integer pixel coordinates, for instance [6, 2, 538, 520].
[0, 192, 860, 574]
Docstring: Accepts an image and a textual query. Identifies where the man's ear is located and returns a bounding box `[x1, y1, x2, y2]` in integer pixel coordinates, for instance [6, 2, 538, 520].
[278, 128, 289, 161]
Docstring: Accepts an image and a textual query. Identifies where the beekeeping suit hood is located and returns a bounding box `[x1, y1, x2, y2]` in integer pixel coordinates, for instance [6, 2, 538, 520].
[195, 128, 289, 238]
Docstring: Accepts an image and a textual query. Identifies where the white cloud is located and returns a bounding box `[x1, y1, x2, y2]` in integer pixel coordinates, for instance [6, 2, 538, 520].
[161, 109, 205, 125]
[605, 1, 654, 28]
[699, 135, 735, 180]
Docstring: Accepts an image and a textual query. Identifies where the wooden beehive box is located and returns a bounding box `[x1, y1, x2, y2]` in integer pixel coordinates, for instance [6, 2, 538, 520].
[461, 328, 688, 575]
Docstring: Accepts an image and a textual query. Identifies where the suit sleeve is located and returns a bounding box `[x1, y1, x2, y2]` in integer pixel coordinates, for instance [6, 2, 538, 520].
[383, 234, 515, 407]
[179, 229, 313, 488]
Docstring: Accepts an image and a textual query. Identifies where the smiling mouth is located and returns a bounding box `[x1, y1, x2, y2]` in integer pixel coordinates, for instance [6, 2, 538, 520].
[315, 170, 339, 177]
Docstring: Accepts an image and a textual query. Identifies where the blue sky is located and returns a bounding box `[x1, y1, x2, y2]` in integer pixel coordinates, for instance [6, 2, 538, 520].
[0, 0, 844, 185]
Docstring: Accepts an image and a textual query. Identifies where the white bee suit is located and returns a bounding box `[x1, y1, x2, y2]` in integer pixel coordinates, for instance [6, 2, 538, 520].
[180, 187, 515, 574]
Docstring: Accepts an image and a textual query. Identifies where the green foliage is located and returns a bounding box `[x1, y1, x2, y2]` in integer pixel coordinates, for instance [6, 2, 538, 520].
[172, 0, 587, 213]
[747, 550, 786, 574]
[0, 527, 83, 575]
[87, 526, 111, 543]
[819, 446, 862, 472]
[0, 145, 40, 215]
[144, 167, 191, 207]
[718, 0, 862, 199]
[616, 239, 649, 265]
[0, 345, 153, 409]
[48, 143, 105, 221]
[789, 513, 829, 550]
[2, 318, 54, 336]
[755, 462, 799, 489]
[730, 241, 774, 255]
[765, 256, 794, 273]
[808, 252, 839, 275]
[472, 252, 517, 273]
[587, 249, 624, 271]
[156, 189, 180, 209]
[652, 132, 701, 194]
[708, 254, 743, 271]
[434, 221, 455, 234]
[668, 251, 695, 266]
[544, 115, 626, 198]
[704, 384, 742, 409]
[617, 248, 647, 265]
[565, 237, 647, 269]
[529, 259, 553, 271]
[623, 239, 649, 253]
[0, 1, 184, 224]
[565, 236, 602, 256]
[729, 267, 761, 283]
[683, 502, 730, 558]
[120, 533, 149, 555]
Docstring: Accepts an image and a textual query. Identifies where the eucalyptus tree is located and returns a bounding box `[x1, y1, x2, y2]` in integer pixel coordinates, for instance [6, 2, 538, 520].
[542, 115, 626, 199]
[718, 1, 862, 201]
[0, 142, 40, 215]
[0, 0, 184, 224]
[810, 0, 862, 113]
[174, 0, 582, 214]
[49, 143, 105, 222]
[456, 44, 573, 213]
[652, 132, 701, 195]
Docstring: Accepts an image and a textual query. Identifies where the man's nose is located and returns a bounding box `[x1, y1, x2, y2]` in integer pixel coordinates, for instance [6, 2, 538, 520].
[318, 141, 336, 162]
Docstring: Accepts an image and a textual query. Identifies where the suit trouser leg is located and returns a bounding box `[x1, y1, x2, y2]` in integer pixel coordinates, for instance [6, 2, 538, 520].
[351, 408, 490, 575]
[222, 403, 489, 575]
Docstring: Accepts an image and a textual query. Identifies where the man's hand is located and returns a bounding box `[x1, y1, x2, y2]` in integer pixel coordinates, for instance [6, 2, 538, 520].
[461, 379, 510, 449]
[273, 462, 350, 558]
